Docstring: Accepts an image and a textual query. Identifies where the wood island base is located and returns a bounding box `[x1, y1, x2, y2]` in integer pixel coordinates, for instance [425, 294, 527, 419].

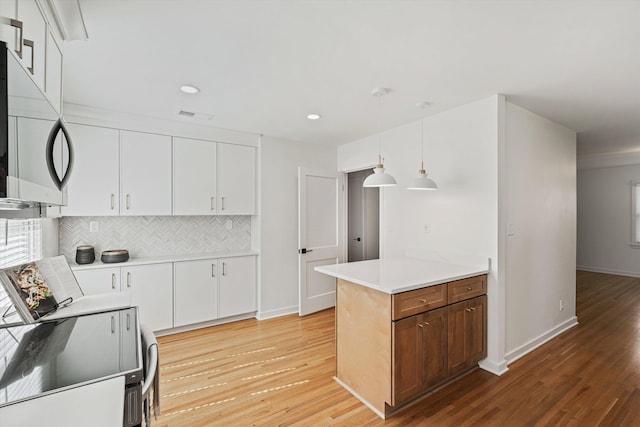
[335, 275, 488, 419]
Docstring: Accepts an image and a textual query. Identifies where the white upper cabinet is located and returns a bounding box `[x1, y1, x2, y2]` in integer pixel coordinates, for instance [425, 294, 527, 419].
[45, 30, 62, 113]
[16, 0, 46, 90]
[217, 143, 256, 215]
[120, 130, 172, 216]
[0, 1, 18, 53]
[61, 124, 120, 216]
[173, 137, 217, 215]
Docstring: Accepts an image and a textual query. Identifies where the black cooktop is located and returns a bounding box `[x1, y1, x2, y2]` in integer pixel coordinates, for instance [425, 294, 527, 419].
[0, 307, 142, 407]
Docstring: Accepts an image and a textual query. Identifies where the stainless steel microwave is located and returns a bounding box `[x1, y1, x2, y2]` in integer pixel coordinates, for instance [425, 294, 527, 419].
[0, 40, 73, 213]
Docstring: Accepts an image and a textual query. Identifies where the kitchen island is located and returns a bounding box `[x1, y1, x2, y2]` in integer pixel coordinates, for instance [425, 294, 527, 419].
[315, 257, 489, 419]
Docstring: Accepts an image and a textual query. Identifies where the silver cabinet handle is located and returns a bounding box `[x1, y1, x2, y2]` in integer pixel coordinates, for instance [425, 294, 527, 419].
[126, 313, 131, 331]
[222, 262, 227, 276]
[8, 19, 24, 59]
[111, 273, 116, 290]
[126, 194, 131, 210]
[110, 316, 115, 334]
[23, 38, 34, 74]
[127, 271, 131, 288]
[110, 193, 115, 210]
[221, 196, 225, 211]
[211, 196, 215, 211]
[211, 263, 216, 277]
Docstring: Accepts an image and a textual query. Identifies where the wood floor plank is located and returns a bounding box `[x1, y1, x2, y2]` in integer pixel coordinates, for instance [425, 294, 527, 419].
[153, 271, 640, 426]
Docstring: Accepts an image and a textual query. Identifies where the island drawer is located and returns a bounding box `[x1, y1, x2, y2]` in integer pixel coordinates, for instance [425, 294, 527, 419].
[392, 284, 447, 320]
[448, 275, 487, 304]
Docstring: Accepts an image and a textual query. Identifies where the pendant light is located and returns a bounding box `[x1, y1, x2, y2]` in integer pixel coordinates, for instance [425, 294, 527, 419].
[407, 102, 438, 190]
[363, 88, 397, 188]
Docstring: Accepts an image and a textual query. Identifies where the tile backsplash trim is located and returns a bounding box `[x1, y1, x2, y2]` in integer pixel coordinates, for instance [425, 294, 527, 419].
[59, 216, 251, 262]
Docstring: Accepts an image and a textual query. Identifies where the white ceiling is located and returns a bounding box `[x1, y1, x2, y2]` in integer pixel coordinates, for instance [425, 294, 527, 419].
[62, 0, 640, 154]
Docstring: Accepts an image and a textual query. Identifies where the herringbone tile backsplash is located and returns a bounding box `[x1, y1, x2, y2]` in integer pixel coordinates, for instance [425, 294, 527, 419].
[59, 216, 252, 261]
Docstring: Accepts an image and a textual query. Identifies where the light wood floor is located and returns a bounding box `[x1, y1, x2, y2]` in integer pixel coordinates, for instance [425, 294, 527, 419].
[154, 271, 640, 426]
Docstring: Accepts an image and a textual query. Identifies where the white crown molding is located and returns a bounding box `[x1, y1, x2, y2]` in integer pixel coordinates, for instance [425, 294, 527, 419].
[63, 102, 260, 147]
[578, 151, 640, 170]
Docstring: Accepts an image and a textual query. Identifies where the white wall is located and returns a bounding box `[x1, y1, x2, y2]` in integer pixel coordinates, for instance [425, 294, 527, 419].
[503, 102, 577, 362]
[577, 163, 640, 276]
[338, 96, 504, 371]
[258, 136, 336, 319]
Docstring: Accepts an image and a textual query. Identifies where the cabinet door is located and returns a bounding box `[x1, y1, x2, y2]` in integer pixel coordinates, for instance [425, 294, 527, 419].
[420, 307, 448, 390]
[0, 1, 18, 52]
[447, 295, 487, 377]
[173, 137, 216, 215]
[123, 263, 173, 332]
[73, 267, 121, 296]
[217, 143, 256, 215]
[174, 259, 218, 327]
[467, 295, 487, 365]
[392, 314, 422, 406]
[120, 131, 172, 216]
[16, 0, 46, 90]
[45, 31, 62, 113]
[218, 256, 256, 318]
[61, 124, 120, 216]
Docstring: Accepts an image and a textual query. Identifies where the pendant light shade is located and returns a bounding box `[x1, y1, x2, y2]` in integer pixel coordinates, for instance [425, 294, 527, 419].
[408, 102, 438, 191]
[363, 88, 396, 188]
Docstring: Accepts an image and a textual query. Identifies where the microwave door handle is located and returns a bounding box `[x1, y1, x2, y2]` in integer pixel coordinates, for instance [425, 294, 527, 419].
[45, 119, 74, 191]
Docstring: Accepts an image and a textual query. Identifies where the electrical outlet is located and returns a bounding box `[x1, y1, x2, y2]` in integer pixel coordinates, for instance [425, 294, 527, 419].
[423, 224, 430, 233]
[226, 219, 233, 230]
[89, 221, 99, 233]
[559, 300, 564, 312]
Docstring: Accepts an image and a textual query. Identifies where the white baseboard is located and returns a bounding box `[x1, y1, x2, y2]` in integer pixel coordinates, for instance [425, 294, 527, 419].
[577, 265, 640, 278]
[505, 316, 578, 365]
[256, 305, 298, 320]
[478, 358, 509, 376]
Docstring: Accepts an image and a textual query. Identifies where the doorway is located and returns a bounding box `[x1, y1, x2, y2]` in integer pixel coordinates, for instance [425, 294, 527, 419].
[347, 169, 380, 262]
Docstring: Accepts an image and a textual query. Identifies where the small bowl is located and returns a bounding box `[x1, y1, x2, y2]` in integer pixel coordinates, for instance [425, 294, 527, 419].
[76, 245, 95, 264]
[101, 249, 130, 264]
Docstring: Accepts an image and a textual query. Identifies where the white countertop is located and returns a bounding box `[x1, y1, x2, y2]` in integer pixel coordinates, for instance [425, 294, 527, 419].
[314, 257, 488, 294]
[70, 250, 258, 271]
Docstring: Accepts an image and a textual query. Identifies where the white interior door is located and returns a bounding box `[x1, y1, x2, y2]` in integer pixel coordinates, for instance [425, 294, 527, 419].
[298, 167, 340, 316]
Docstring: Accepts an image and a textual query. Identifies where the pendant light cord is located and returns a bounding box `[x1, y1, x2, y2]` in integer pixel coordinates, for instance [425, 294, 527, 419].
[420, 104, 425, 171]
[378, 92, 383, 166]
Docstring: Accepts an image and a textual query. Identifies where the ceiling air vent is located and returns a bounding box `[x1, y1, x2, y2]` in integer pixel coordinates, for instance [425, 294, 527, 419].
[177, 110, 214, 120]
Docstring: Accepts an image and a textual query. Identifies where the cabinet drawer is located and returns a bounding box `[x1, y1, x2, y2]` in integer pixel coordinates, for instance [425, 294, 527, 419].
[448, 275, 487, 304]
[392, 284, 446, 320]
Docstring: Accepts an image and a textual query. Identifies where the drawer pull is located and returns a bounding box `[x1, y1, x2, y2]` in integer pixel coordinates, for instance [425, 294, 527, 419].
[465, 308, 472, 312]
[466, 287, 473, 290]
[419, 298, 427, 303]
[418, 323, 424, 328]
[127, 271, 131, 287]
[111, 273, 116, 289]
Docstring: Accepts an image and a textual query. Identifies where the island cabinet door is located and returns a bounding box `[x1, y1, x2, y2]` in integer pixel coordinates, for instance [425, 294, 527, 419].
[448, 295, 487, 377]
[420, 307, 448, 390]
[392, 307, 448, 406]
[392, 314, 422, 406]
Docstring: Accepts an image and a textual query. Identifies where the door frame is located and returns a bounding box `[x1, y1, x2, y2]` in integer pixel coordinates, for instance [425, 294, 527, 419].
[341, 166, 385, 262]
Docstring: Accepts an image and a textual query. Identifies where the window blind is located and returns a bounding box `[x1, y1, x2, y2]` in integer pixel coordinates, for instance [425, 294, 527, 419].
[0, 219, 44, 403]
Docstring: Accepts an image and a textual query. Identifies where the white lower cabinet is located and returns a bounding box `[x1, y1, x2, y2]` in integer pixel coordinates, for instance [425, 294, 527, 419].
[73, 267, 121, 296]
[219, 256, 257, 318]
[174, 259, 218, 327]
[174, 255, 257, 326]
[72, 255, 256, 332]
[122, 263, 173, 332]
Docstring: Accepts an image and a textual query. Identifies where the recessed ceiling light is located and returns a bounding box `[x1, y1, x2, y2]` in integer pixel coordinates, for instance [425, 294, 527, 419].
[307, 113, 321, 120]
[180, 84, 200, 94]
